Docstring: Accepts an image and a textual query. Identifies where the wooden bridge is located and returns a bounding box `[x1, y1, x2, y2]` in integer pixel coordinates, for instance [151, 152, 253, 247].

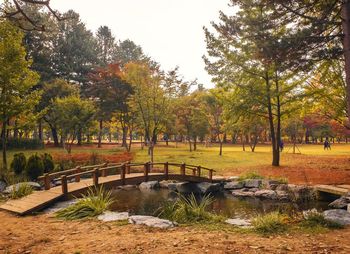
[0, 162, 215, 215]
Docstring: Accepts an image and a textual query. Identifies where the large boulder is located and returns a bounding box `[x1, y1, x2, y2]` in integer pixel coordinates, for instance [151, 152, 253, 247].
[287, 184, 315, 202]
[224, 181, 244, 190]
[0, 180, 7, 192]
[254, 190, 277, 200]
[329, 196, 350, 209]
[4, 182, 41, 194]
[175, 182, 201, 193]
[244, 179, 262, 188]
[128, 215, 176, 229]
[196, 182, 222, 194]
[261, 180, 281, 190]
[323, 209, 350, 226]
[232, 190, 255, 198]
[139, 181, 160, 190]
[276, 191, 290, 201]
[225, 218, 252, 228]
[98, 211, 129, 222]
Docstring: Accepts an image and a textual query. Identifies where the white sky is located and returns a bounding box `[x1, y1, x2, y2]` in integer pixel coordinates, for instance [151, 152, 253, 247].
[50, 0, 232, 88]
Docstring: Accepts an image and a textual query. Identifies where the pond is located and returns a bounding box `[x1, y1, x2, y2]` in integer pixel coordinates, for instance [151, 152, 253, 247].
[109, 188, 329, 219]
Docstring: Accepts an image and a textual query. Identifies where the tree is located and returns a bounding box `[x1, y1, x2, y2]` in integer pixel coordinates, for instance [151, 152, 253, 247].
[204, 1, 304, 166]
[114, 39, 147, 66]
[53, 95, 96, 153]
[0, 21, 40, 170]
[96, 25, 116, 66]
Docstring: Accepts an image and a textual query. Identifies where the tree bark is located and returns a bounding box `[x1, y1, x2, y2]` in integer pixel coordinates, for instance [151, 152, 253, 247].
[38, 119, 43, 141]
[2, 120, 7, 171]
[51, 127, 59, 147]
[98, 120, 103, 148]
[342, 0, 350, 124]
[122, 126, 127, 148]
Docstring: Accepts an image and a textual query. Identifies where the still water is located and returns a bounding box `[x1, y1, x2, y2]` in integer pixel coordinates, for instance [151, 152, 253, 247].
[109, 188, 329, 219]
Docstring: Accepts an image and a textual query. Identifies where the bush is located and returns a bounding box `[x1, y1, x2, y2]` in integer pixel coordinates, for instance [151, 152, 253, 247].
[25, 154, 44, 180]
[158, 193, 223, 224]
[301, 210, 343, 229]
[10, 153, 27, 175]
[55, 185, 114, 220]
[238, 171, 264, 181]
[0, 138, 44, 150]
[41, 153, 54, 173]
[252, 212, 289, 235]
[10, 183, 33, 199]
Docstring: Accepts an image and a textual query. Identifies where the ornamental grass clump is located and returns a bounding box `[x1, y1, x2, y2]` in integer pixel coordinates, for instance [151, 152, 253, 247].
[55, 185, 114, 220]
[252, 211, 289, 235]
[238, 171, 264, 181]
[10, 183, 33, 199]
[301, 210, 343, 229]
[158, 193, 223, 224]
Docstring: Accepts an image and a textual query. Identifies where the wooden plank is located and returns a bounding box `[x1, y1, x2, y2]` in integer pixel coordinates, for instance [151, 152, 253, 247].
[337, 185, 350, 190]
[315, 185, 349, 196]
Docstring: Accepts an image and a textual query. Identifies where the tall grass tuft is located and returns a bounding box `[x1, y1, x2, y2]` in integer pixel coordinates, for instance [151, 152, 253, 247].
[301, 210, 343, 229]
[55, 185, 114, 220]
[252, 212, 289, 235]
[158, 193, 223, 224]
[238, 171, 264, 181]
[10, 183, 33, 199]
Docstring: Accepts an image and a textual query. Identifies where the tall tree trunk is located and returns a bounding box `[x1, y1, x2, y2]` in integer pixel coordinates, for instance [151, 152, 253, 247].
[242, 134, 245, 151]
[219, 139, 223, 156]
[127, 129, 133, 152]
[51, 127, 59, 147]
[122, 126, 127, 148]
[38, 119, 43, 141]
[77, 128, 82, 146]
[98, 120, 103, 148]
[342, 0, 350, 124]
[275, 73, 281, 167]
[193, 136, 197, 151]
[1, 120, 7, 171]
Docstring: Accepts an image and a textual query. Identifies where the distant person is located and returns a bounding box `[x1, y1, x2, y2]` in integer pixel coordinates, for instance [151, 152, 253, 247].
[280, 140, 284, 152]
[324, 139, 331, 150]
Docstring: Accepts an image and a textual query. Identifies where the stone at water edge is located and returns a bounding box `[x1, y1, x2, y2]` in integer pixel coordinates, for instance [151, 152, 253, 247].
[196, 182, 222, 194]
[139, 181, 160, 190]
[224, 181, 244, 190]
[118, 185, 137, 191]
[175, 182, 201, 193]
[128, 215, 176, 229]
[323, 209, 350, 226]
[98, 211, 129, 222]
[254, 190, 278, 200]
[328, 196, 350, 209]
[244, 179, 262, 188]
[225, 218, 252, 228]
[0, 180, 7, 192]
[3, 182, 41, 193]
[231, 190, 255, 198]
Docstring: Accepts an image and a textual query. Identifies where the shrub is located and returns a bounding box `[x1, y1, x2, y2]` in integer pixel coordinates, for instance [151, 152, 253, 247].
[10, 183, 33, 199]
[55, 185, 114, 220]
[41, 153, 54, 173]
[25, 154, 44, 180]
[301, 210, 343, 229]
[238, 171, 264, 181]
[10, 153, 27, 175]
[0, 138, 44, 150]
[158, 193, 223, 224]
[252, 212, 289, 235]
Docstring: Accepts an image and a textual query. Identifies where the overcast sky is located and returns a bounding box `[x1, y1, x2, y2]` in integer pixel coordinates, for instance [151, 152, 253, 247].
[50, 0, 231, 88]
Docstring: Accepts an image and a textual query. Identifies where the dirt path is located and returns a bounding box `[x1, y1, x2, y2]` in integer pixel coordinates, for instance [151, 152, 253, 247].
[0, 211, 349, 254]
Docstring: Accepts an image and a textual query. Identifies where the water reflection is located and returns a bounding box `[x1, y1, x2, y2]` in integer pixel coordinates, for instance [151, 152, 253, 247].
[109, 189, 329, 219]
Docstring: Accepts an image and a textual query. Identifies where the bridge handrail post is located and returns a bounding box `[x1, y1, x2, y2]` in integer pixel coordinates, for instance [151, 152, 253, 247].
[209, 169, 213, 182]
[181, 163, 186, 176]
[93, 168, 99, 186]
[101, 163, 108, 177]
[75, 166, 81, 182]
[192, 168, 196, 176]
[126, 161, 131, 174]
[164, 162, 169, 180]
[121, 163, 126, 185]
[44, 173, 51, 190]
[61, 175, 68, 195]
[144, 162, 149, 182]
[197, 166, 201, 177]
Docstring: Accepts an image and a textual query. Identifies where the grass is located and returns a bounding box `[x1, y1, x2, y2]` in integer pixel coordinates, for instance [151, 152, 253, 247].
[252, 212, 289, 235]
[157, 193, 224, 224]
[55, 185, 114, 220]
[300, 210, 343, 230]
[10, 183, 33, 199]
[238, 171, 264, 181]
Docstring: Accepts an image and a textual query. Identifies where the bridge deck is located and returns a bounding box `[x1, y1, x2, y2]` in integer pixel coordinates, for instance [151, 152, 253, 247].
[0, 172, 210, 215]
[315, 184, 350, 196]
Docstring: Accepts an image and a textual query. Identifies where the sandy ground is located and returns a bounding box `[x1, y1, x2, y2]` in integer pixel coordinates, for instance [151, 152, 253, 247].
[0, 211, 349, 254]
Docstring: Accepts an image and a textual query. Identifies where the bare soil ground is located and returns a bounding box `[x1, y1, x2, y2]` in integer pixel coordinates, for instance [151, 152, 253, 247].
[0, 211, 349, 254]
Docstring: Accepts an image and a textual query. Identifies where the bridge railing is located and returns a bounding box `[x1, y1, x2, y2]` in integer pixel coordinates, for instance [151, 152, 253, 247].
[37, 161, 216, 195]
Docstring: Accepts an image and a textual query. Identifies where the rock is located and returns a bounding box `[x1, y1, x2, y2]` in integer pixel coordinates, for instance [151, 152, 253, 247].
[276, 184, 289, 192]
[254, 190, 277, 199]
[175, 182, 201, 193]
[348, 204, 350, 213]
[287, 184, 314, 202]
[4, 182, 41, 194]
[167, 183, 180, 192]
[323, 209, 350, 226]
[225, 218, 252, 228]
[118, 185, 137, 191]
[159, 180, 173, 189]
[228, 176, 239, 181]
[303, 209, 320, 219]
[244, 179, 262, 188]
[196, 182, 222, 194]
[44, 199, 79, 213]
[98, 211, 129, 222]
[232, 190, 255, 198]
[0, 180, 7, 192]
[329, 196, 350, 209]
[262, 180, 281, 190]
[224, 181, 244, 190]
[128, 215, 176, 229]
[249, 188, 260, 193]
[276, 191, 290, 201]
[139, 181, 160, 190]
